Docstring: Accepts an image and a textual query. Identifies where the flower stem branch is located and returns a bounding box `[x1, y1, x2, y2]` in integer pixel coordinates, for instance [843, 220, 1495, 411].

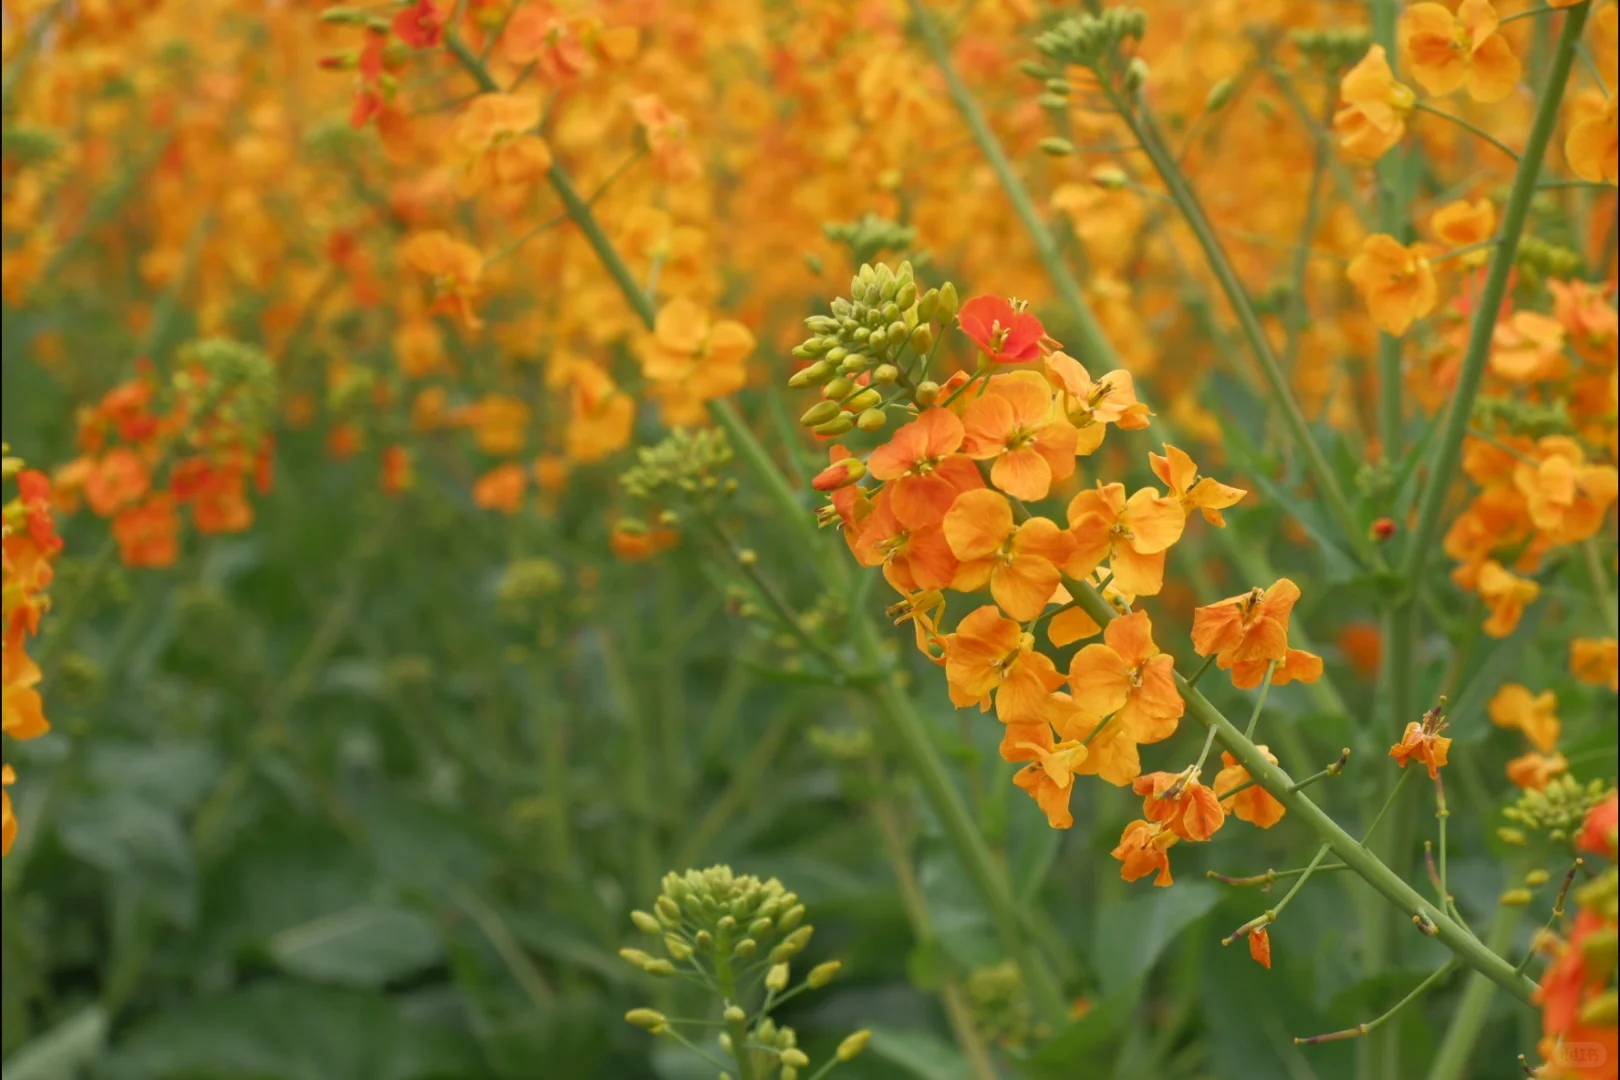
[1411, 101, 1522, 162]
[1295, 960, 1458, 1045]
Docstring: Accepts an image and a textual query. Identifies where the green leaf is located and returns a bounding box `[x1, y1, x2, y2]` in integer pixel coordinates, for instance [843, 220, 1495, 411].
[98, 982, 469, 1080]
[1023, 987, 1139, 1077]
[1093, 883, 1220, 997]
[866, 1027, 971, 1080]
[267, 904, 443, 988]
[2, 1006, 107, 1080]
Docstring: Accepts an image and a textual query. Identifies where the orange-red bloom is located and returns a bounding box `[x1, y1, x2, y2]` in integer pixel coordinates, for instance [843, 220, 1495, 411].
[957, 296, 1045, 366]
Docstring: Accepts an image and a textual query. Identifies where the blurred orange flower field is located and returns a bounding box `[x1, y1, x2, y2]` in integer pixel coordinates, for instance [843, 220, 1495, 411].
[2, 1, 1618, 1078]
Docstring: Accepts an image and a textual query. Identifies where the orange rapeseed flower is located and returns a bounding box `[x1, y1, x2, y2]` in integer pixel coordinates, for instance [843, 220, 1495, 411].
[943, 490, 1074, 621]
[1067, 610, 1183, 744]
[1401, 0, 1521, 103]
[941, 605, 1065, 723]
[959, 372, 1078, 500]
[1066, 482, 1184, 596]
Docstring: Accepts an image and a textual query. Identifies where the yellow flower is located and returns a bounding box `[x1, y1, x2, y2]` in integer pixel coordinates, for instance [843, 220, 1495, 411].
[1400, 0, 1521, 103]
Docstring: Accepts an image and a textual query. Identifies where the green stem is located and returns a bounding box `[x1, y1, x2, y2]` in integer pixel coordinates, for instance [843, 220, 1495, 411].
[1583, 537, 1618, 635]
[1426, 905, 1526, 1080]
[1119, 95, 1383, 570]
[1296, 960, 1457, 1045]
[1225, 844, 1331, 943]
[1401, 1, 1591, 590]
[1412, 102, 1522, 163]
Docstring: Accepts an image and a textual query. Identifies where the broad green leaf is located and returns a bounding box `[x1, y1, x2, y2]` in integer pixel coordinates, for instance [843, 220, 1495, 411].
[1023, 987, 1139, 1077]
[268, 904, 442, 988]
[1093, 883, 1220, 997]
[866, 1027, 971, 1080]
[2, 1006, 107, 1080]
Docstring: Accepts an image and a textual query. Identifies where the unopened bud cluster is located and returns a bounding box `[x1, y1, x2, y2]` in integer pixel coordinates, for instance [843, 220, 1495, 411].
[822, 214, 918, 268]
[620, 427, 736, 506]
[1032, 6, 1147, 73]
[965, 960, 1052, 1054]
[174, 338, 279, 447]
[1502, 776, 1615, 842]
[1515, 235, 1584, 289]
[1289, 27, 1375, 72]
[621, 866, 868, 1079]
[789, 260, 956, 437]
[1471, 396, 1575, 439]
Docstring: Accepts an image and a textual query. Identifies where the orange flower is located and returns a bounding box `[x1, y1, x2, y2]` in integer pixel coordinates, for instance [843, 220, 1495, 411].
[1565, 90, 1617, 186]
[853, 488, 959, 594]
[1067, 610, 1183, 744]
[1049, 694, 1141, 786]
[467, 394, 532, 456]
[1489, 683, 1560, 753]
[1066, 482, 1185, 596]
[554, 362, 633, 464]
[503, 3, 593, 84]
[1, 764, 16, 856]
[402, 231, 484, 330]
[1513, 438, 1619, 545]
[1112, 818, 1177, 886]
[1135, 771, 1227, 843]
[83, 447, 150, 517]
[630, 94, 701, 182]
[1334, 45, 1416, 162]
[2, 642, 48, 741]
[957, 295, 1045, 366]
[941, 605, 1065, 723]
[1148, 444, 1246, 527]
[1248, 926, 1273, 969]
[1229, 647, 1324, 692]
[1506, 751, 1567, 792]
[1400, 0, 1521, 103]
[867, 409, 983, 528]
[1215, 748, 1286, 829]
[450, 93, 552, 195]
[1430, 198, 1495, 265]
[1490, 311, 1567, 383]
[1571, 637, 1619, 692]
[472, 463, 526, 513]
[1389, 705, 1452, 779]
[1477, 559, 1539, 638]
[1044, 351, 1151, 453]
[1191, 578, 1301, 670]
[1001, 720, 1087, 829]
[1347, 234, 1439, 336]
[610, 520, 678, 561]
[959, 372, 1078, 500]
[111, 496, 180, 568]
[635, 299, 755, 425]
[943, 490, 1074, 621]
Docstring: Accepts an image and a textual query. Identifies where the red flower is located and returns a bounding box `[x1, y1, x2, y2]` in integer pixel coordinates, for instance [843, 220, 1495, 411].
[391, 0, 445, 49]
[957, 296, 1045, 365]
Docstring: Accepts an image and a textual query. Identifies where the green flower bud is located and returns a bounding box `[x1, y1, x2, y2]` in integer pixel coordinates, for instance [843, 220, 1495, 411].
[643, 959, 676, 977]
[916, 380, 940, 406]
[839, 353, 868, 374]
[625, 1008, 668, 1033]
[657, 896, 682, 924]
[788, 360, 833, 389]
[823, 376, 854, 400]
[895, 282, 917, 310]
[801, 401, 842, 427]
[631, 910, 661, 934]
[1500, 888, 1534, 906]
[856, 408, 887, 432]
[749, 917, 773, 938]
[666, 936, 693, 961]
[881, 301, 901, 321]
[1206, 78, 1235, 111]
[620, 947, 655, 969]
[826, 345, 849, 364]
[872, 364, 901, 385]
[938, 282, 960, 323]
[807, 960, 842, 988]
[724, 1004, 747, 1024]
[766, 963, 791, 992]
[782, 1049, 810, 1069]
[814, 414, 855, 436]
[734, 938, 758, 959]
[917, 288, 940, 322]
[837, 1031, 872, 1061]
[846, 388, 882, 412]
[1525, 869, 1551, 887]
[769, 925, 815, 964]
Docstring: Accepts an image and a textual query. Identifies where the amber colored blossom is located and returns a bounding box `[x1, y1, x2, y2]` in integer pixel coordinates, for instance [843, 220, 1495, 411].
[1338, 622, 1383, 678]
[472, 463, 526, 513]
[1577, 792, 1617, 859]
[1215, 748, 1286, 829]
[1550, 279, 1619, 361]
[1514, 438, 1620, 545]
[111, 496, 181, 568]
[1230, 647, 1324, 692]
[502, 3, 593, 84]
[1477, 559, 1540, 638]
[1490, 311, 1568, 383]
[943, 490, 1073, 621]
[941, 605, 1065, 723]
[1048, 694, 1141, 786]
[1066, 483, 1185, 596]
[402, 231, 484, 330]
[1192, 578, 1301, 670]
[853, 488, 958, 594]
[630, 94, 701, 182]
[2, 642, 48, 743]
[866, 409, 983, 528]
[610, 521, 678, 561]
[381, 446, 414, 495]
[1149, 445, 1246, 527]
[1001, 720, 1087, 829]
[1389, 708, 1452, 780]
[393, 319, 447, 379]
[1430, 198, 1496, 265]
[1, 764, 15, 856]
[1571, 637, 1619, 692]
[84, 447, 150, 517]
[1535, 905, 1619, 1080]
[391, 0, 444, 49]
[1112, 818, 1177, 886]
[635, 298, 755, 426]
[1565, 91, 1618, 186]
[560, 363, 633, 464]
[451, 94, 552, 196]
[1489, 684, 1561, 753]
[958, 296, 1046, 366]
[1334, 46, 1416, 162]
[1044, 351, 1150, 454]
[1506, 751, 1568, 792]
[1068, 611, 1183, 744]
[1135, 771, 1227, 843]
[1248, 927, 1273, 969]
[1401, 0, 1521, 103]
[1347, 234, 1439, 336]
[958, 372, 1078, 500]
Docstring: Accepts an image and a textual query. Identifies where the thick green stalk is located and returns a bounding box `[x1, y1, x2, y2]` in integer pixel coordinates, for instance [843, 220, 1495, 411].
[1062, 579, 1536, 1004]
[438, 36, 1068, 1029]
[1426, 904, 1524, 1080]
[1120, 101, 1383, 571]
[1401, 1, 1590, 589]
